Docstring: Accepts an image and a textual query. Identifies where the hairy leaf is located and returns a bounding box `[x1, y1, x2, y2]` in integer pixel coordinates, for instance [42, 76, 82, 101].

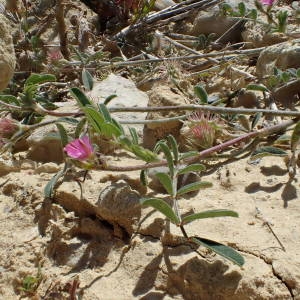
[25, 73, 56, 87]
[156, 172, 174, 196]
[82, 68, 94, 91]
[55, 123, 69, 147]
[192, 237, 244, 266]
[177, 164, 206, 175]
[158, 141, 174, 177]
[167, 135, 179, 163]
[177, 181, 212, 196]
[194, 85, 208, 104]
[246, 84, 269, 92]
[140, 198, 180, 224]
[70, 87, 93, 107]
[182, 209, 238, 225]
[250, 146, 288, 161]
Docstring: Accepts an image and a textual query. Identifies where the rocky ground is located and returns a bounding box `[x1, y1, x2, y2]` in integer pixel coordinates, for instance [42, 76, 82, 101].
[0, 0, 300, 299]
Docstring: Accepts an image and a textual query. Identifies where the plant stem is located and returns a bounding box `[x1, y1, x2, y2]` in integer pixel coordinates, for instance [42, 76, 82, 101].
[98, 117, 299, 171]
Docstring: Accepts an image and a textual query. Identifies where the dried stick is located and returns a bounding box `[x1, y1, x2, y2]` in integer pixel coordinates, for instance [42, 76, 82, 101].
[55, 0, 70, 60]
[98, 117, 299, 172]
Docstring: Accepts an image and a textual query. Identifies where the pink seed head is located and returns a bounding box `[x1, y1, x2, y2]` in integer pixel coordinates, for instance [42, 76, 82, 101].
[260, 0, 275, 5]
[64, 136, 94, 161]
[187, 112, 216, 149]
[0, 118, 19, 139]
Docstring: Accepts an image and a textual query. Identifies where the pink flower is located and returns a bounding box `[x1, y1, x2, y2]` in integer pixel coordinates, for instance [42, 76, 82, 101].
[260, 0, 275, 5]
[0, 118, 19, 139]
[64, 136, 94, 161]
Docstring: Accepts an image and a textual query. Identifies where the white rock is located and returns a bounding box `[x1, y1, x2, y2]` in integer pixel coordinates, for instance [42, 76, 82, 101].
[0, 14, 16, 91]
[88, 74, 149, 135]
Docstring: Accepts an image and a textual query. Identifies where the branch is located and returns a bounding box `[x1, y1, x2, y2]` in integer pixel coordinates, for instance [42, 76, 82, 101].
[98, 117, 299, 172]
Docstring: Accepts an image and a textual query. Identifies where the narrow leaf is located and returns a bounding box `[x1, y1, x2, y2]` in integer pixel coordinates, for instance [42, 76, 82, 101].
[250, 146, 287, 161]
[167, 135, 179, 163]
[140, 170, 148, 186]
[83, 106, 104, 133]
[44, 169, 65, 198]
[55, 123, 69, 147]
[177, 181, 212, 196]
[25, 73, 56, 87]
[178, 164, 206, 175]
[82, 68, 94, 91]
[99, 103, 112, 123]
[158, 141, 174, 177]
[70, 87, 93, 107]
[104, 94, 117, 105]
[251, 112, 262, 129]
[75, 118, 87, 138]
[192, 237, 245, 266]
[238, 114, 250, 131]
[129, 127, 139, 144]
[140, 198, 180, 224]
[180, 151, 199, 160]
[194, 85, 208, 104]
[246, 84, 269, 92]
[182, 209, 238, 225]
[156, 172, 174, 196]
[291, 121, 300, 152]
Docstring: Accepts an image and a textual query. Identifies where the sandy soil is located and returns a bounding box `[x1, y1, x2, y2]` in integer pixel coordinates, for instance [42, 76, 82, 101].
[0, 153, 299, 299]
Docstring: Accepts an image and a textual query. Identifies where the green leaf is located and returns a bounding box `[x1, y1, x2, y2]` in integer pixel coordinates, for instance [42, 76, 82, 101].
[291, 121, 300, 152]
[194, 85, 208, 104]
[238, 114, 250, 131]
[104, 94, 117, 105]
[251, 112, 262, 129]
[140, 170, 148, 186]
[296, 69, 300, 78]
[99, 103, 112, 123]
[238, 2, 246, 16]
[140, 197, 180, 224]
[70, 87, 93, 107]
[180, 151, 199, 160]
[249, 8, 257, 20]
[177, 181, 212, 196]
[182, 209, 238, 225]
[101, 122, 122, 138]
[83, 106, 104, 133]
[178, 164, 206, 175]
[25, 73, 56, 87]
[192, 237, 245, 266]
[281, 72, 290, 83]
[167, 135, 179, 163]
[75, 118, 87, 138]
[250, 146, 288, 161]
[0, 95, 20, 106]
[156, 172, 174, 196]
[44, 168, 66, 198]
[158, 141, 174, 177]
[246, 84, 269, 93]
[55, 123, 69, 147]
[129, 127, 139, 144]
[82, 68, 94, 91]
[130, 144, 158, 162]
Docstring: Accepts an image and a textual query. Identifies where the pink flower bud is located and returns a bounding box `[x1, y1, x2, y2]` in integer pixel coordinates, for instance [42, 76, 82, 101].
[64, 136, 94, 161]
[0, 118, 19, 139]
[260, 0, 275, 5]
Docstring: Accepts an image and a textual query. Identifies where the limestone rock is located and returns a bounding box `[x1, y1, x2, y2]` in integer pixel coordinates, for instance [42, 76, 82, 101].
[96, 180, 141, 235]
[143, 85, 188, 149]
[256, 41, 300, 78]
[88, 74, 149, 135]
[0, 14, 16, 91]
